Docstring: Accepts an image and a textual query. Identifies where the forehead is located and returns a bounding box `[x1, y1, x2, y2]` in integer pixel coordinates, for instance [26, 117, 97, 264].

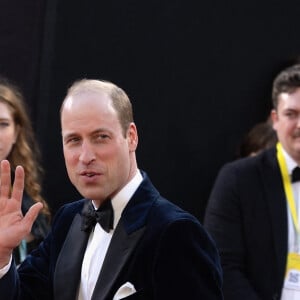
[61, 91, 119, 131]
[62, 90, 116, 115]
[64, 88, 111, 106]
[278, 88, 300, 108]
[0, 101, 13, 119]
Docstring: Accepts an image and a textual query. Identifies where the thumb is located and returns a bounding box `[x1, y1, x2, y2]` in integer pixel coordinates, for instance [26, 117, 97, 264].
[22, 202, 44, 230]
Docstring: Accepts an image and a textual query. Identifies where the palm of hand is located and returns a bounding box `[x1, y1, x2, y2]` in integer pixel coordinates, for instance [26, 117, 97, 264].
[0, 160, 43, 266]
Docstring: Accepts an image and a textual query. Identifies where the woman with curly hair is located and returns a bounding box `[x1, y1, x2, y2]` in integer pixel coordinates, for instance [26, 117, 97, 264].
[0, 75, 50, 265]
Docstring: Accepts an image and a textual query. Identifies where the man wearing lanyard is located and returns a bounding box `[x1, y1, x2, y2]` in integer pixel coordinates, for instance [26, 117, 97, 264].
[204, 63, 300, 300]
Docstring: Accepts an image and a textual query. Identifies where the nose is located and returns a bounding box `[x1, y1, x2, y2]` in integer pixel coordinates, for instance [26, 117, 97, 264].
[79, 141, 96, 165]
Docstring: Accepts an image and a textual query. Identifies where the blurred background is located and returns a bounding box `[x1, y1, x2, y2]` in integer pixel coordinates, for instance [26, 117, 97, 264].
[1, 0, 300, 221]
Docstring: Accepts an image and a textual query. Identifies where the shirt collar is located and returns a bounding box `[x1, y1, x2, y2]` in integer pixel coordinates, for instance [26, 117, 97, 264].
[91, 170, 143, 228]
[111, 169, 143, 227]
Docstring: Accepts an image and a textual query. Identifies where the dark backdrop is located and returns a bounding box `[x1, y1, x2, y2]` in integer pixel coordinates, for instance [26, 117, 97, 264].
[2, 0, 300, 221]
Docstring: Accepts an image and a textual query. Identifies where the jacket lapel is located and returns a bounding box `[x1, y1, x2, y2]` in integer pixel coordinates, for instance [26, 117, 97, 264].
[54, 213, 90, 300]
[92, 221, 145, 300]
[92, 172, 157, 300]
[262, 148, 288, 287]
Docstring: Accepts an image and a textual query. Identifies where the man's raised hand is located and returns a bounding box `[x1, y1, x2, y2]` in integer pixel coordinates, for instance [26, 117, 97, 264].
[0, 160, 43, 267]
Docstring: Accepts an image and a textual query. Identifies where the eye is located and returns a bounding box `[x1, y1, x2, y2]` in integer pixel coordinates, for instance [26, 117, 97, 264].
[96, 134, 110, 141]
[285, 111, 297, 118]
[64, 136, 81, 145]
[100, 134, 109, 139]
[92, 132, 111, 144]
[0, 121, 10, 128]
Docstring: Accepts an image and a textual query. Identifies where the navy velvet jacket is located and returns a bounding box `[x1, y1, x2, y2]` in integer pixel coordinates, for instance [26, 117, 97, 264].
[1, 171, 223, 300]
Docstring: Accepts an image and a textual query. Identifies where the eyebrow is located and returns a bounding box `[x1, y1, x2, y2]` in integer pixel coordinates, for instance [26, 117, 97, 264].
[62, 128, 112, 139]
[62, 132, 77, 140]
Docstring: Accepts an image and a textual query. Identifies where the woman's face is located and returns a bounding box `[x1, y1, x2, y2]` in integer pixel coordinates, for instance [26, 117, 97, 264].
[0, 101, 18, 160]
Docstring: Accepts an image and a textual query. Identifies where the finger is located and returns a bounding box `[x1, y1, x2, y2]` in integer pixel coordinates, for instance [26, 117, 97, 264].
[22, 202, 43, 230]
[11, 165, 24, 203]
[0, 160, 12, 198]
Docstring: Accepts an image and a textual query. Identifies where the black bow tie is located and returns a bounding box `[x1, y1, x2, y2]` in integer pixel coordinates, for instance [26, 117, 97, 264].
[292, 166, 300, 183]
[81, 200, 114, 233]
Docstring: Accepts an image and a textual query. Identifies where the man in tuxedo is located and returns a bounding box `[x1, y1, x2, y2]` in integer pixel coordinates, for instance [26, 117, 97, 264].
[0, 79, 223, 299]
[204, 63, 300, 300]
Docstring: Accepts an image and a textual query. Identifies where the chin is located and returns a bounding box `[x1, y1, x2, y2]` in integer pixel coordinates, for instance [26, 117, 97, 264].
[81, 190, 104, 201]
[292, 149, 300, 161]
[293, 143, 300, 151]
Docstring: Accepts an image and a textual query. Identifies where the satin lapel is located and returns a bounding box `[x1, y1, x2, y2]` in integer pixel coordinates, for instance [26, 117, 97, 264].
[262, 149, 288, 285]
[91, 171, 157, 300]
[92, 223, 145, 300]
[54, 213, 89, 300]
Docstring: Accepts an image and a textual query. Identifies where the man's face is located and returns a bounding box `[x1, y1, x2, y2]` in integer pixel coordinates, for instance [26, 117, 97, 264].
[61, 91, 138, 206]
[272, 88, 300, 163]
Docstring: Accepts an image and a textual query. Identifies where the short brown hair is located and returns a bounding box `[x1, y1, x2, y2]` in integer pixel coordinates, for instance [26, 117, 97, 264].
[272, 64, 300, 109]
[61, 79, 134, 137]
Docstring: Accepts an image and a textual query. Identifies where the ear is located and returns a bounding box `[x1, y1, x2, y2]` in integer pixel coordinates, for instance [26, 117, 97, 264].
[270, 109, 278, 131]
[127, 122, 138, 151]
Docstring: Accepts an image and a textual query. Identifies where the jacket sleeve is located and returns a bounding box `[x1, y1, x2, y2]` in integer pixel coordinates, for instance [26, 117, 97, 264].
[204, 163, 262, 300]
[0, 262, 19, 300]
[153, 218, 223, 299]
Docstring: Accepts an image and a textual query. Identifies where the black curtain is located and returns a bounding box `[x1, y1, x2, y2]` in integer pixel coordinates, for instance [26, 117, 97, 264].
[2, 0, 300, 220]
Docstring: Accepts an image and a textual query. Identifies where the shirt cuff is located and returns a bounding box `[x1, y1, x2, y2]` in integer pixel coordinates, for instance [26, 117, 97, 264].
[0, 255, 12, 279]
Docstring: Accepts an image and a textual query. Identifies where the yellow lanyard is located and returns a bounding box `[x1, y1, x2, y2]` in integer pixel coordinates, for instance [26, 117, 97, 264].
[277, 142, 300, 233]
